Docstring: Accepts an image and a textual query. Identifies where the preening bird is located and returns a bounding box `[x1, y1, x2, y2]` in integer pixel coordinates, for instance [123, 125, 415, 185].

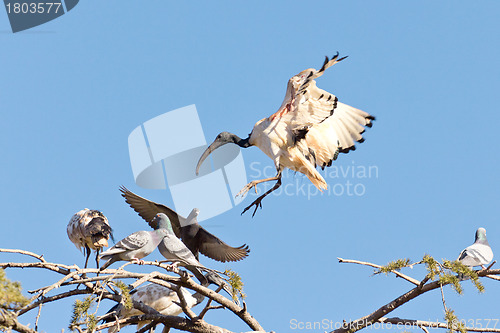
[120, 186, 250, 262]
[67, 209, 113, 268]
[458, 227, 494, 268]
[105, 283, 203, 333]
[196, 53, 375, 216]
[98, 215, 169, 270]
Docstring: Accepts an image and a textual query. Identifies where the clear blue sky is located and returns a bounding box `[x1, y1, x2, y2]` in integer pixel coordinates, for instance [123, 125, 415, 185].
[1, 1, 499, 332]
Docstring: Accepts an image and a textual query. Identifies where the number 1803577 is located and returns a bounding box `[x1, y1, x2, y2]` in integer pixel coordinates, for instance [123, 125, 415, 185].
[5, 2, 62, 14]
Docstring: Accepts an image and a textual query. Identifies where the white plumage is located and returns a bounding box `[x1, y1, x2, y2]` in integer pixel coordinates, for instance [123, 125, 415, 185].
[197, 53, 374, 215]
[67, 208, 113, 268]
[107, 283, 202, 333]
[458, 227, 493, 268]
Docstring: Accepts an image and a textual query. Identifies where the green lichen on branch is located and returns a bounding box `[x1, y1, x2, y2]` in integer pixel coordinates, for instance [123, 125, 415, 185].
[376, 258, 412, 275]
[69, 296, 97, 332]
[442, 260, 484, 293]
[445, 308, 466, 333]
[113, 280, 132, 310]
[224, 269, 246, 303]
[439, 274, 463, 294]
[422, 254, 440, 280]
[420, 256, 485, 295]
[0, 269, 29, 311]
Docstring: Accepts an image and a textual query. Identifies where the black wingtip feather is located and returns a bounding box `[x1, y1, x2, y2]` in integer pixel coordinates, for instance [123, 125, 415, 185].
[319, 55, 329, 72]
[340, 146, 356, 154]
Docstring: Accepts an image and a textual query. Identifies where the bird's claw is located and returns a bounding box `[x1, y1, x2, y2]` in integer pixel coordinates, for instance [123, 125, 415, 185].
[132, 258, 145, 265]
[236, 181, 258, 198]
[241, 197, 263, 217]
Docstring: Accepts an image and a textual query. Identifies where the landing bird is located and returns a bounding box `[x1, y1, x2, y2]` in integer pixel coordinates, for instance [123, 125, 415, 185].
[120, 186, 250, 262]
[67, 209, 113, 268]
[196, 53, 375, 216]
[98, 215, 170, 270]
[153, 213, 233, 296]
[458, 227, 494, 269]
[105, 283, 203, 333]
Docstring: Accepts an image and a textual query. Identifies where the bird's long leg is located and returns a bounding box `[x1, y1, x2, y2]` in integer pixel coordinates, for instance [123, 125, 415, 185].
[241, 176, 282, 217]
[95, 248, 100, 269]
[84, 245, 91, 269]
[236, 172, 282, 198]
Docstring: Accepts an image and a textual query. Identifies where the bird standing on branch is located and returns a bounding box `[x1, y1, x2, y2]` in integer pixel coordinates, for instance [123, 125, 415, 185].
[120, 186, 250, 262]
[152, 213, 233, 296]
[196, 53, 375, 216]
[458, 227, 494, 269]
[67, 209, 113, 268]
[98, 214, 170, 270]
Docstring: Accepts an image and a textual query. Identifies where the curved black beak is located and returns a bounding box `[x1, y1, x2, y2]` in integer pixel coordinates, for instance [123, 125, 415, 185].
[196, 137, 231, 176]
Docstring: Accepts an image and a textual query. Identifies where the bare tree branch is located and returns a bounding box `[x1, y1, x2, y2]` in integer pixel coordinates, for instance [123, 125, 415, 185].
[337, 257, 420, 285]
[0, 248, 265, 333]
[0, 249, 47, 263]
[197, 284, 224, 320]
[0, 309, 37, 333]
[332, 258, 500, 333]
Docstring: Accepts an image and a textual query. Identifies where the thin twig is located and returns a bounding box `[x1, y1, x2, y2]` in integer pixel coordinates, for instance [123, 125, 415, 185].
[197, 284, 224, 319]
[337, 257, 420, 286]
[0, 248, 47, 263]
[136, 321, 158, 333]
[175, 285, 197, 320]
[34, 303, 42, 331]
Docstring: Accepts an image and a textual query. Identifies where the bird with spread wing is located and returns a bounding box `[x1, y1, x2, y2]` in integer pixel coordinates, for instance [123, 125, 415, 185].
[120, 186, 250, 263]
[196, 53, 375, 216]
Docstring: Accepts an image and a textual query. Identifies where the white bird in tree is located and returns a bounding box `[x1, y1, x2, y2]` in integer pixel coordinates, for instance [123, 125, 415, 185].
[105, 283, 203, 333]
[67, 209, 113, 268]
[196, 53, 375, 216]
[458, 227, 494, 269]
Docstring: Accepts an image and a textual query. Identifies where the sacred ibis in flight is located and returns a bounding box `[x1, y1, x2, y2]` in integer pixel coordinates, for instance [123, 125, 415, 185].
[196, 53, 375, 216]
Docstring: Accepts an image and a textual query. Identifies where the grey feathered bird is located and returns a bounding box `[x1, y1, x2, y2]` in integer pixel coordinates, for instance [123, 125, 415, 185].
[154, 213, 233, 295]
[458, 227, 494, 268]
[120, 186, 250, 262]
[98, 217, 169, 270]
[104, 283, 203, 333]
[67, 209, 113, 268]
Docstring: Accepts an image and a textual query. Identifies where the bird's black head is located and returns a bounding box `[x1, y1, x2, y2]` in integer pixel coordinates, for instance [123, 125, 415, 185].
[195, 131, 251, 175]
[217, 131, 237, 143]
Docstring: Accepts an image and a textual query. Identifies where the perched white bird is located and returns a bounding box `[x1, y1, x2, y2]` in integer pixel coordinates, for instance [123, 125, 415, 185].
[67, 209, 113, 268]
[458, 227, 494, 268]
[196, 53, 374, 215]
[105, 283, 203, 333]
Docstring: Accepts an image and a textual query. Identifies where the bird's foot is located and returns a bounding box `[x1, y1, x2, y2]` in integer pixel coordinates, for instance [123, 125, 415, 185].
[236, 181, 259, 198]
[241, 196, 264, 217]
[132, 258, 145, 265]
